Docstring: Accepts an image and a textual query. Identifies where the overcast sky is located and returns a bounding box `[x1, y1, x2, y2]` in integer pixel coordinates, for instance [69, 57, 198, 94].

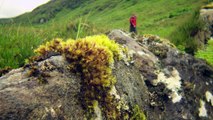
[0, 0, 50, 18]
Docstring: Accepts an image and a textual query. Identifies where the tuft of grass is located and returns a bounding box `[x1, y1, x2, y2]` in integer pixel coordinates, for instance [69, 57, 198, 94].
[169, 10, 204, 55]
[130, 105, 146, 120]
[196, 39, 213, 66]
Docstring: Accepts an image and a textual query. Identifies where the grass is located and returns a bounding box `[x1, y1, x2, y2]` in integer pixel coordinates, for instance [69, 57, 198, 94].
[11, 0, 208, 38]
[0, 21, 105, 69]
[0, 24, 44, 68]
[169, 10, 204, 54]
[0, 0, 210, 69]
[196, 39, 213, 66]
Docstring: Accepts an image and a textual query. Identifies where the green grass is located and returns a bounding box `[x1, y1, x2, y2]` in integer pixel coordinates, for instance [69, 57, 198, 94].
[0, 24, 44, 68]
[0, 21, 105, 68]
[196, 39, 213, 66]
[11, 0, 208, 38]
[0, 0, 210, 69]
[169, 10, 204, 54]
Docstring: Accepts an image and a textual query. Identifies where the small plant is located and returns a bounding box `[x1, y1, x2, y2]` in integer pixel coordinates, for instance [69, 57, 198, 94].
[75, 18, 82, 39]
[130, 105, 146, 120]
[169, 10, 204, 55]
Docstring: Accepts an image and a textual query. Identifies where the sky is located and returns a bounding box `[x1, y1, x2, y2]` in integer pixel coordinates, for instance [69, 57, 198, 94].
[0, 0, 50, 18]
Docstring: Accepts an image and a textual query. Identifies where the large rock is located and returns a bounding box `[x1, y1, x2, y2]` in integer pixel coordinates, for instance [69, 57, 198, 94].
[0, 30, 213, 120]
[200, 6, 213, 37]
[0, 56, 85, 120]
[196, 4, 213, 46]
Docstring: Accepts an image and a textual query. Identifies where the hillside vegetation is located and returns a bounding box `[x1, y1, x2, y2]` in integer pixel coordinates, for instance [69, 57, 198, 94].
[0, 0, 211, 69]
[15, 0, 208, 37]
[196, 39, 213, 66]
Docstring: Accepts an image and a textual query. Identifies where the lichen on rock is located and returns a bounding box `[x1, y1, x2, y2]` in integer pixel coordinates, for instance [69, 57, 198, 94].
[205, 91, 213, 106]
[152, 67, 182, 103]
[199, 100, 208, 117]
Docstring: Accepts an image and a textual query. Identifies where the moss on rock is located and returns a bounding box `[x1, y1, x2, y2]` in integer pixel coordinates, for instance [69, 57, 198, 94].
[33, 35, 125, 119]
[130, 105, 146, 120]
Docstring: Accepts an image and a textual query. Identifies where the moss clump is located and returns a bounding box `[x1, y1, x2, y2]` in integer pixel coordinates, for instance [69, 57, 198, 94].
[148, 44, 168, 59]
[34, 35, 123, 119]
[130, 105, 146, 120]
[34, 38, 64, 56]
[140, 34, 175, 47]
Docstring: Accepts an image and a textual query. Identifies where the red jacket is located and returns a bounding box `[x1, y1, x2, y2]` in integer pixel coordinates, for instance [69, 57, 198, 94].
[130, 15, 137, 27]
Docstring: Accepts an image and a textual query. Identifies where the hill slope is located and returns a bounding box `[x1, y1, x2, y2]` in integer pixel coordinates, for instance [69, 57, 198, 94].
[0, 30, 212, 120]
[0, 0, 211, 69]
[10, 0, 209, 37]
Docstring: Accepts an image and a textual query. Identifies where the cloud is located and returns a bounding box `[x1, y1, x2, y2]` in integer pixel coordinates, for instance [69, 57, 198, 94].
[0, 0, 50, 18]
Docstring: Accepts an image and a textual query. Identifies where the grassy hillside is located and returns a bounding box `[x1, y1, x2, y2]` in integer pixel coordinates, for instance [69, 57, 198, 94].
[13, 0, 208, 37]
[0, 0, 211, 69]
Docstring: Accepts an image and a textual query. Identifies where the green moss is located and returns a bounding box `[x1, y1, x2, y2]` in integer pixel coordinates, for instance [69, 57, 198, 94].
[34, 35, 124, 119]
[142, 34, 175, 47]
[148, 44, 168, 59]
[130, 105, 146, 120]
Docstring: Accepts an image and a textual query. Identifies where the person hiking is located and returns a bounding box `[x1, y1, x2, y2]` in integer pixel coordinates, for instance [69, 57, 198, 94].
[130, 14, 137, 33]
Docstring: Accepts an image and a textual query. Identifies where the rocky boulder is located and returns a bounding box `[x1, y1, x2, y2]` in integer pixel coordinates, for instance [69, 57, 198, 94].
[196, 3, 213, 46]
[201, 3, 213, 37]
[0, 30, 212, 120]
